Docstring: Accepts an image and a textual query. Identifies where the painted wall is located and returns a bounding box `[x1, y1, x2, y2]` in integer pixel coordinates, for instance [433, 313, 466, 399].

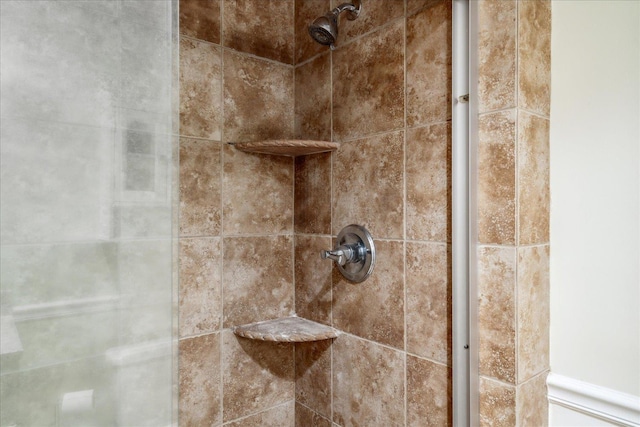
[550, 0, 640, 401]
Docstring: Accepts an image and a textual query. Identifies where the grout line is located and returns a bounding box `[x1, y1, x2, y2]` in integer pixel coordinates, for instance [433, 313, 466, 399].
[476, 242, 550, 249]
[220, 399, 296, 426]
[514, 0, 521, 385]
[402, 3, 409, 425]
[295, 401, 333, 423]
[478, 374, 518, 389]
[219, 1, 226, 417]
[178, 330, 220, 341]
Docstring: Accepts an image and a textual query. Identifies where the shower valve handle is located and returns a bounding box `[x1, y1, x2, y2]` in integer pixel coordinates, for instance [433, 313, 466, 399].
[321, 245, 357, 266]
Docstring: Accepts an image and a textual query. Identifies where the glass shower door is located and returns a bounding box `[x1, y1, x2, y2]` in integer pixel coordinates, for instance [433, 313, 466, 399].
[0, 1, 177, 425]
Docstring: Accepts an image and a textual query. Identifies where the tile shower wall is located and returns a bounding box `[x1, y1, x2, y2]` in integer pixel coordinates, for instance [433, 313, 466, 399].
[179, 0, 550, 426]
[476, 0, 551, 425]
[178, 0, 296, 425]
[293, 0, 453, 425]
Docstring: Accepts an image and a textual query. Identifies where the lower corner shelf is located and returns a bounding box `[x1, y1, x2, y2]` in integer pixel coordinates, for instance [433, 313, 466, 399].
[232, 316, 339, 342]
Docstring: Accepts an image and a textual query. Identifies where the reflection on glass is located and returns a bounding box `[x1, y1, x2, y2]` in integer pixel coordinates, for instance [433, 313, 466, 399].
[0, 1, 177, 425]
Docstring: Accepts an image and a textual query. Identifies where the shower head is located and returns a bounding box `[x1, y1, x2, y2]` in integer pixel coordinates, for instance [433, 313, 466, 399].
[308, 1, 361, 50]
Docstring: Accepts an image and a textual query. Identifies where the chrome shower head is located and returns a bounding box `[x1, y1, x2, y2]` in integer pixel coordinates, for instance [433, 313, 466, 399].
[309, 12, 338, 47]
[308, 1, 361, 50]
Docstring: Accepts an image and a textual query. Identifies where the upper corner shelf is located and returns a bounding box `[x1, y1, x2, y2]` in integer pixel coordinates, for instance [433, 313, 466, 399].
[231, 140, 339, 157]
[233, 316, 339, 342]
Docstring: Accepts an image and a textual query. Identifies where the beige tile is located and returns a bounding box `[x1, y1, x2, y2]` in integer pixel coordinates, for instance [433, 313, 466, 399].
[479, 376, 516, 427]
[332, 20, 404, 141]
[332, 132, 404, 239]
[179, 334, 221, 426]
[223, 50, 294, 142]
[332, 240, 404, 349]
[179, 138, 221, 237]
[222, 0, 294, 64]
[516, 371, 549, 427]
[478, 110, 516, 245]
[295, 0, 331, 64]
[406, 123, 451, 242]
[406, 242, 451, 365]
[332, 335, 404, 426]
[295, 340, 332, 418]
[179, 37, 222, 140]
[295, 153, 332, 234]
[223, 236, 294, 327]
[407, 0, 452, 126]
[226, 402, 295, 427]
[295, 53, 331, 141]
[407, 355, 452, 427]
[179, 237, 222, 337]
[518, 0, 551, 117]
[222, 330, 294, 421]
[295, 403, 332, 427]
[179, 0, 221, 44]
[478, 246, 516, 384]
[518, 112, 549, 245]
[332, 0, 404, 46]
[407, 0, 447, 16]
[223, 144, 293, 235]
[517, 246, 550, 383]
[478, 0, 516, 113]
[295, 235, 332, 324]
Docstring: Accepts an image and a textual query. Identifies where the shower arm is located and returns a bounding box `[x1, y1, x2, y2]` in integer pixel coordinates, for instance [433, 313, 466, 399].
[333, 0, 361, 21]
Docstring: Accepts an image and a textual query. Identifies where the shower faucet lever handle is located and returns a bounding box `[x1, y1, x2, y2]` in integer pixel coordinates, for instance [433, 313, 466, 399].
[321, 246, 353, 266]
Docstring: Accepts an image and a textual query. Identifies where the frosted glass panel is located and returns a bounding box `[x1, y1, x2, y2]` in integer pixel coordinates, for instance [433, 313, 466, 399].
[0, 1, 177, 426]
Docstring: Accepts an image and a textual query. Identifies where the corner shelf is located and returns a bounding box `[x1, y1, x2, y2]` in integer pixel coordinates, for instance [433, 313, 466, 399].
[233, 316, 339, 342]
[231, 140, 339, 157]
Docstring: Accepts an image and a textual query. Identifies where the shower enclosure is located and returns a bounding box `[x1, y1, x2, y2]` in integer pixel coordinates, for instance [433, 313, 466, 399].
[0, 1, 178, 425]
[1, 0, 551, 425]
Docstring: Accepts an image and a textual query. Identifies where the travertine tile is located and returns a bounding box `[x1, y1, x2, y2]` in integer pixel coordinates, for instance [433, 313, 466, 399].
[406, 242, 451, 365]
[295, 403, 332, 427]
[179, 237, 222, 337]
[407, 355, 452, 427]
[223, 50, 294, 142]
[227, 402, 295, 427]
[179, 334, 221, 426]
[223, 0, 295, 64]
[478, 110, 516, 245]
[518, 112, 549, 245]
[295, 235, 332, 324]
[332, 240, 404, 349]
[179, 138, 221, 237]
[222, 236, 294, 327]
[223, 144, 293, 235]
[516, 371, 549, 427]
[332, 335, 404, 426]
[407, 0, 452, 126]
[406, 123, 451, 242]
[518, 0, 551, 117]
[223, 330, 294, 422]
[332, 20, 404, 141]
[295, 53, 331, 141]
[295, 340, 332, 418]
[179, 0, 221, 44]
[332, 0, 404, 45]
[478, 0, 516, 113]
[407, 0, 447, 16]
[517, 246, 550, 383]
[479, 376, 516, 427]
[294, 0, 330, 64]
[332, 132, 404, 239]
[295, 153, 332, 234]
[478, 246, 516, 384]
[179, 37, 222, 140]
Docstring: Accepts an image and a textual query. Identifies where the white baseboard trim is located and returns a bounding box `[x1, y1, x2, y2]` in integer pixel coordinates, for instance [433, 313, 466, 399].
[547, 372, 640, 427]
